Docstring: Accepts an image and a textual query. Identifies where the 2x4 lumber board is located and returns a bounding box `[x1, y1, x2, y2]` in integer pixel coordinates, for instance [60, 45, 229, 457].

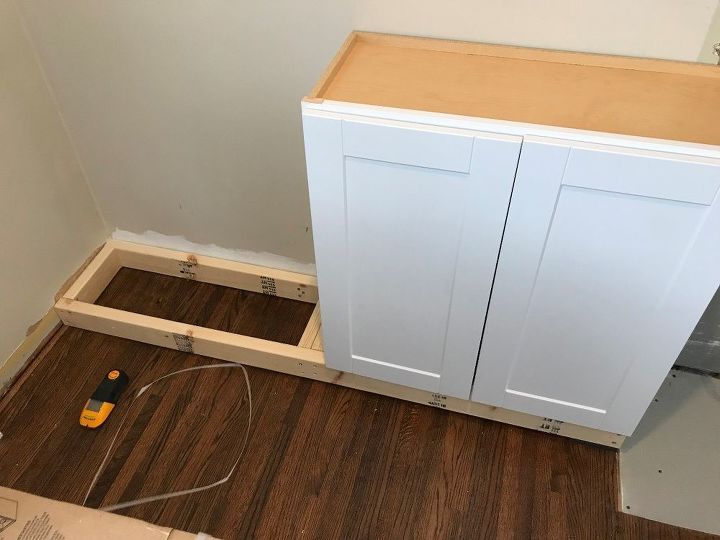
[311, 328, 323, 351]
[298, 304, 321, 348]
[62, 243, 122, 303]
[55, 298, 325, 370]
[55, 298, 621, 447]
[111, 240, 318, 303]
[311, 31, 720, 147]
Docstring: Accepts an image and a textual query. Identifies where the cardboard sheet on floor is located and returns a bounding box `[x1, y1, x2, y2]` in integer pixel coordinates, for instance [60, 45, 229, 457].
[0, 487, 212, 539]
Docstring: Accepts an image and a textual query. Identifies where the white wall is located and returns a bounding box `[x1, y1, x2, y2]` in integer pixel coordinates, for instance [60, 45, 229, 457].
[0, 0, 106, 365]
[13, 0, 719, 263]
[699, 1, 720, 62]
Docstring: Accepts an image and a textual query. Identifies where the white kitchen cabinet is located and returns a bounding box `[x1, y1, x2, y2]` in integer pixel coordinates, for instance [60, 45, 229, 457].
[472, 137, 720, 434]
[302, 32, 720, 437]
[303, 115, 520, 397]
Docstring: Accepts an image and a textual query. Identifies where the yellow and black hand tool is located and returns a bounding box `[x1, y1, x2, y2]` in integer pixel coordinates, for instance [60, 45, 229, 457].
[80, 369, 129, 428]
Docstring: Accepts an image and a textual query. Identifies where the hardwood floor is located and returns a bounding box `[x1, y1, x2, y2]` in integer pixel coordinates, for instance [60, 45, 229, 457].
[0, 269, 714, 539]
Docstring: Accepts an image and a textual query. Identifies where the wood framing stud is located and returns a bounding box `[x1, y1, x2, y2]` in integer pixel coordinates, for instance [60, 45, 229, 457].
[113, 240, 318, 303]
[298, 304, 322, 349]
[54, 240, 623, 448]
[310, 331, 323, 352]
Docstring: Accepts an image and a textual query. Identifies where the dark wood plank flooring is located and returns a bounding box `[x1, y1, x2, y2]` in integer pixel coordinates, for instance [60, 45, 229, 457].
[0, 269, 715, 539]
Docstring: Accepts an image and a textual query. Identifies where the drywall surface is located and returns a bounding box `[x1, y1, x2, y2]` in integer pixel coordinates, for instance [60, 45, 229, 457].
[0, 0, 106, 367]
[113, 230, 316, 276]
[13, 0, 719, 263]
[698, 1, 720, 62]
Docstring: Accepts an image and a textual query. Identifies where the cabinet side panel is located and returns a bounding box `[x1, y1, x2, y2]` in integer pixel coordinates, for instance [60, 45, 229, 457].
[302, 114, 350, 371]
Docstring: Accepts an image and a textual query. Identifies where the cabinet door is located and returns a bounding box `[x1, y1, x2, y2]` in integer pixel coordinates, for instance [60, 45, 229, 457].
[303, 114, 521, 398]
[472, 136, 720, 434]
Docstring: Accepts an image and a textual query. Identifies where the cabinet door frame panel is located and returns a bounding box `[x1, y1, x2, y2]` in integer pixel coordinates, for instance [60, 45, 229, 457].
[473, 136, 720, 435]
[304, 111, 521, 398]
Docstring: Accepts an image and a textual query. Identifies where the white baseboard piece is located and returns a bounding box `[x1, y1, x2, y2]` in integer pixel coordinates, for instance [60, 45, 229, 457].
[54, 239, 624, 448]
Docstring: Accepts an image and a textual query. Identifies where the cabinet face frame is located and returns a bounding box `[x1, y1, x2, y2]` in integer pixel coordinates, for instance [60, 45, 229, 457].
[53, 240, 624, 447]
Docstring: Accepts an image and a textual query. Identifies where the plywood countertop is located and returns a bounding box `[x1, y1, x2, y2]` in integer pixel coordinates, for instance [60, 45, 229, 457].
[307, 32, 720, 147]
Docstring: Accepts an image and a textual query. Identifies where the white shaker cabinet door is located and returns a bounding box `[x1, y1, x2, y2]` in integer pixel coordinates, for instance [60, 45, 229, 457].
[472, 136, 720, 435]
[303, 114, 521, 398]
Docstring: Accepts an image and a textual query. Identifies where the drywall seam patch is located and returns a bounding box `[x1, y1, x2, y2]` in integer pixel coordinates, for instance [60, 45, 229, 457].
[112, 229, 317, 276]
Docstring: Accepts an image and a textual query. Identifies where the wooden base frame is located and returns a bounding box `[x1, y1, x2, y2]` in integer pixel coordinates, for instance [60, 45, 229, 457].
[55, 240, 624, 448]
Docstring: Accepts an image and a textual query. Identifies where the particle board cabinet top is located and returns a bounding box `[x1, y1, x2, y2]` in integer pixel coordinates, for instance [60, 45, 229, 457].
[306, 32, 720, 147]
